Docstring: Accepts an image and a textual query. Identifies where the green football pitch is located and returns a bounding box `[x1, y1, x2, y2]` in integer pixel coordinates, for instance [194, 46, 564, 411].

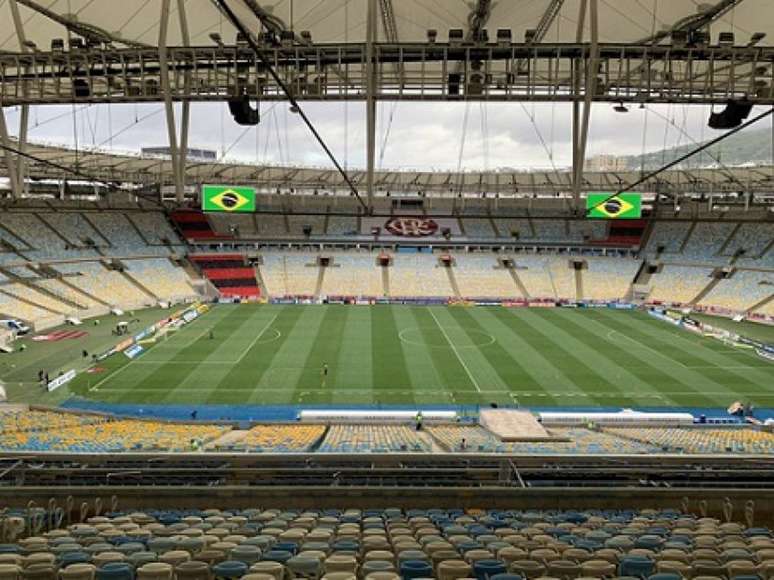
[64, 304, 774, 408]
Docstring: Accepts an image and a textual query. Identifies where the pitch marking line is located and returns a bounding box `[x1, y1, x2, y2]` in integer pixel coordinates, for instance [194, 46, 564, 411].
[234, 314, 279, 363]
[90, 314, 278, 392]
[428, 308, 481, 393]
[398, 327, 496, 349]
[606, 329, 690, 370]
[138, 329, 283, 364]
[88, 356, 134, 393]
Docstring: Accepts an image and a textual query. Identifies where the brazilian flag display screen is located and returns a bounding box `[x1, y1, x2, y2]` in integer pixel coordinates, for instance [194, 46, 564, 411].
[586, 193, 642, 219]
[202, 185, 256, 213]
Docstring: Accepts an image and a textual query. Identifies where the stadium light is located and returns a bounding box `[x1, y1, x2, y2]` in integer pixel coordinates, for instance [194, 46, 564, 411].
[209, 33, 224, 48]
[748, 32, 766, 46]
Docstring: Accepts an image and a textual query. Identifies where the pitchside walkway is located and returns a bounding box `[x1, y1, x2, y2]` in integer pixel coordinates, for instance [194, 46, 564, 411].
[60, 398, 774, 423]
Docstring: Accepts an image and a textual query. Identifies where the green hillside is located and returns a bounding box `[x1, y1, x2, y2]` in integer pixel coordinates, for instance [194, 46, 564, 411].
[623, 127, 772, 170]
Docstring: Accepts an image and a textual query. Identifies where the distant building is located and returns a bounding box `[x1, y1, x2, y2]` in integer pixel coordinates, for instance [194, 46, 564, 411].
[584, 154, 628, 173]
[141, 147, 217, 162]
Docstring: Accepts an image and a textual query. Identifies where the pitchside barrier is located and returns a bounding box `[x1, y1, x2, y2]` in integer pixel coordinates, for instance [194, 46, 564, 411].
[538, 409, 694, 427]
[299, 410, 457, 423]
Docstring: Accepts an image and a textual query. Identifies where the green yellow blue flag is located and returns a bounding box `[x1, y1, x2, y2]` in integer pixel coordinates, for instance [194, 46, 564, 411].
[586, 193, 641, 219]
[202, 185, 256, 212]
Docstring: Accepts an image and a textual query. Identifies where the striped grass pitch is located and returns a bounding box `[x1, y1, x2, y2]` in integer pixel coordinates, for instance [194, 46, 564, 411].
[70, 304, 774, 408]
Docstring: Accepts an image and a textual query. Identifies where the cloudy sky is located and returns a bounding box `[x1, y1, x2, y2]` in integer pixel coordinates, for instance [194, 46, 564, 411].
[3, 100, 771, 172]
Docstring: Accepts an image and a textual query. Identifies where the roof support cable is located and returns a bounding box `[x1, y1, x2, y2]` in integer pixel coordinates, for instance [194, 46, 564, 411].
[455, 101, 471, 197]
[211, 0, 366, 210]
[587, 106, 774, 215]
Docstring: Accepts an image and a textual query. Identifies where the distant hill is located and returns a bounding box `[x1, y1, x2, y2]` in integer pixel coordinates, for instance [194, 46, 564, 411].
[621, 127, 772, 170]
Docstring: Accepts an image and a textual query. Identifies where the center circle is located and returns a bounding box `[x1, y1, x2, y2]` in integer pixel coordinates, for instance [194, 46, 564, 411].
[255, 328, 282, 345]
[398, 327, 496, 349]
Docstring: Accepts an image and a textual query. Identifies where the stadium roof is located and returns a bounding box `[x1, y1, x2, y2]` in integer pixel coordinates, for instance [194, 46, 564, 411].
[1, 0, 773, 51]
[4, 139, 773, 197]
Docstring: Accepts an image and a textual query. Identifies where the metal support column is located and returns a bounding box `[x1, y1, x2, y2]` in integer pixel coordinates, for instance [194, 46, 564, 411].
[9, 0, 29, 195]
[0, 107, 21, 198]
[573, 0, 599, 209]
[158, 0, 184, 203]
[572, 0, 587, 210]
[177, 0, 191, 203]
[365, 0, 378, 212]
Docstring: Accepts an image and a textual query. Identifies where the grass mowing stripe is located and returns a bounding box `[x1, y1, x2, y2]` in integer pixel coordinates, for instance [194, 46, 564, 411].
[633, 311, 774, 377]
[332, 306, 373, 405]
[427, 307, 482, 393]
[292, 305, 350, 404]
[134, 306, 268, 404]
[82, 306, 240, 402]
[243, 306, 328, 405]
[411, 307, 479, 403]
[600, 310, 772, 395]
[391, 307, 457, 405]
[446, 307, 542, 405]
[541, 309, 667, 406]
[589, 310, 754, 402]
[484, 308, 586, 404]
[547, 309, 711, 407]
[371, 306, 415, 404]
[498, 308, 620, 406]
[162, 308, 281, 405]
[530, 309, 637, 404]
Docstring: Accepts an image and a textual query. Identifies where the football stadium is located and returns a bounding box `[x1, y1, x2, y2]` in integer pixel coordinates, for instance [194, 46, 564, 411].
[0, 1, 774, 578]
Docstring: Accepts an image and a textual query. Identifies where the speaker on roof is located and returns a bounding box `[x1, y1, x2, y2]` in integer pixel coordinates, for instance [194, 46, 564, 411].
[708, 99, 753, 129]
[228, 93, 260, 126]
[302, 225, 312, 237]
[448, 73, 461, 96]
[73, 79, 90, 98]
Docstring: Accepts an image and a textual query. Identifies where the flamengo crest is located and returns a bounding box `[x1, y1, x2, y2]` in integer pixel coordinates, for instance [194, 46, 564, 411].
[384, 217, 439, 237]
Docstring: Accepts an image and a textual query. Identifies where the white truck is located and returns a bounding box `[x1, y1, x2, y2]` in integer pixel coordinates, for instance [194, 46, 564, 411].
[0, 319, 31, 335]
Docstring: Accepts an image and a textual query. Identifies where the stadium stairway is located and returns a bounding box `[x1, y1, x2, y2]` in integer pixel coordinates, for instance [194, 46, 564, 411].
[677, 221, 698, 253]
[689, 272, 723, 306]
[253, 264, 269, 297]
[79, 214, 114, 248]
[505, 263, 530, 298]
[750, 293, 774, 314]
[57, 275, 111, 308]
[315, 262, 326, 299]
[0, 266, 84, 310]
[124, 214, 153, 246]
[34, 213, 73, 247]
[0, 285, 66, 316]
[718, 222, 743, 256]
[117, 263, 160, 302]
[444, 264, 462, 299]
[381, 264, 390, 297]
[489, 217, 501, 237]
[574, 267, 584, 301]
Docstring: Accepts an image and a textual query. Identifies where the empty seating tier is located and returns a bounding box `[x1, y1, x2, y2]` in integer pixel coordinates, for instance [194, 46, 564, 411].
[0, 506, 770, 580]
